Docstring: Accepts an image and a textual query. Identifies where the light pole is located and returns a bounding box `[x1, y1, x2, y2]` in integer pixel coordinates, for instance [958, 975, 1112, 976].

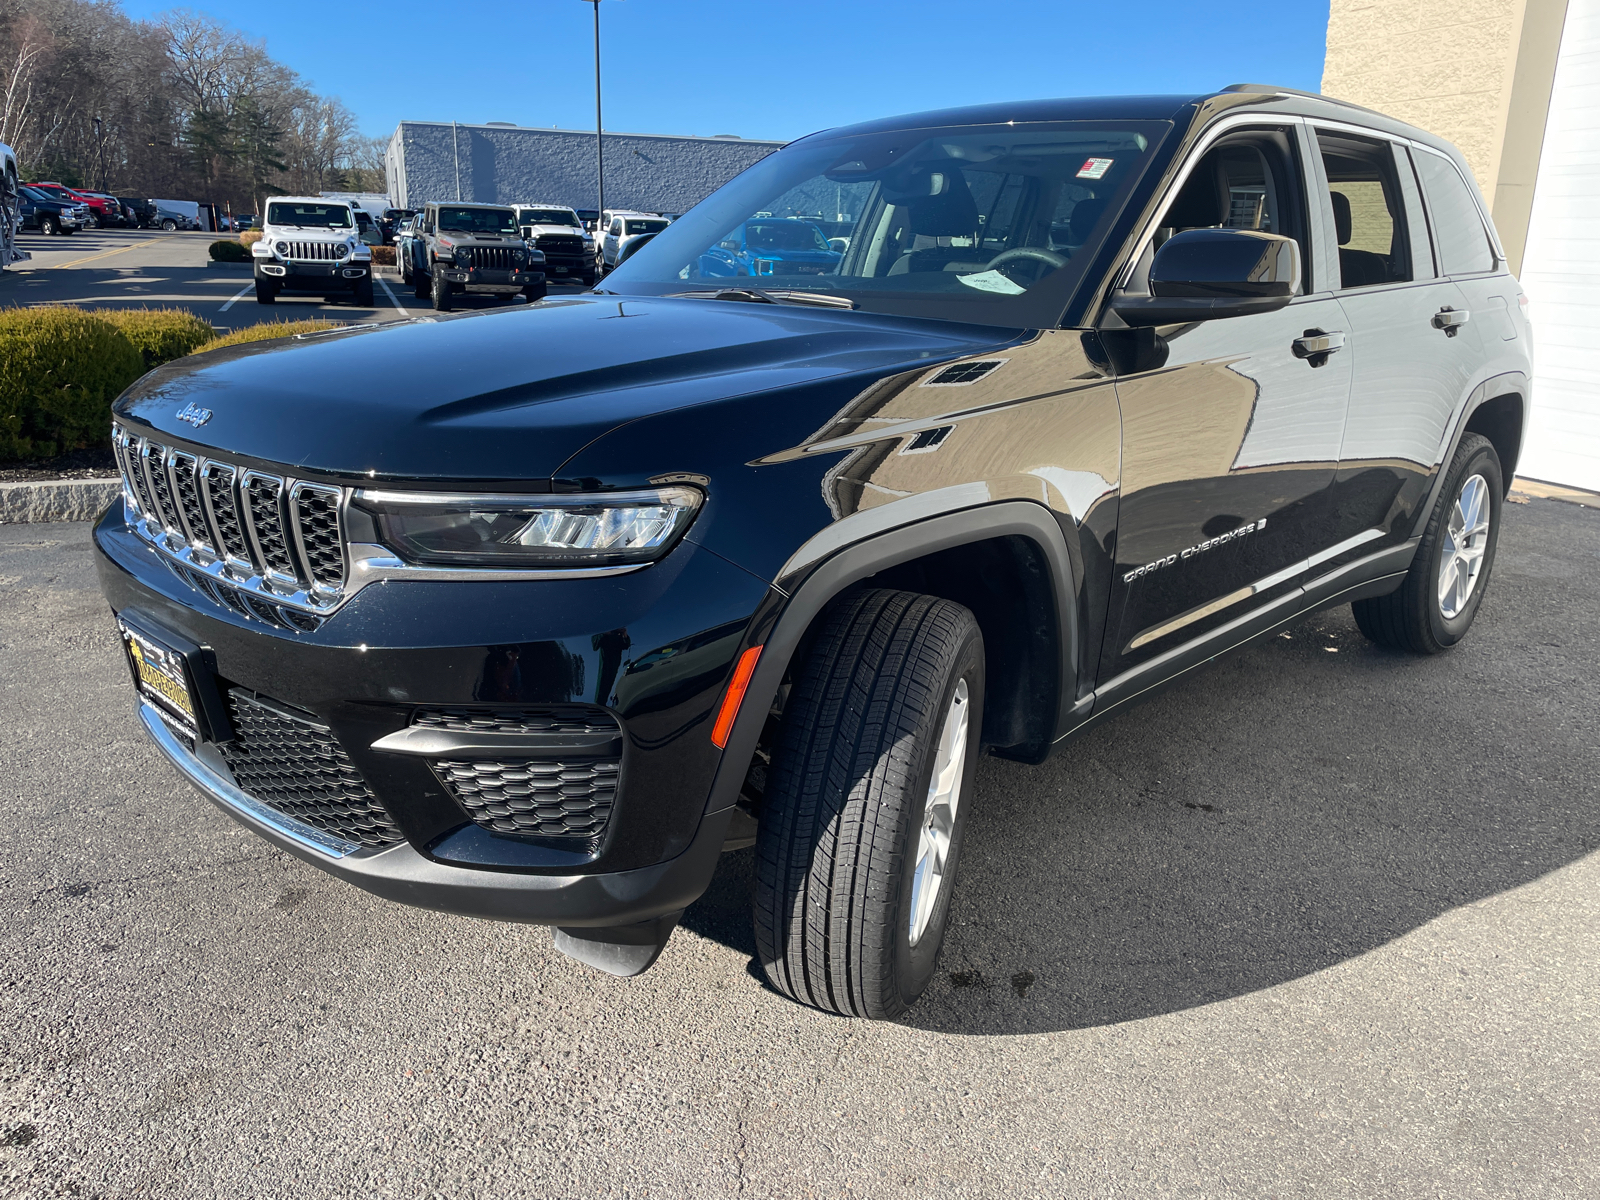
[580, 0, 612, 229]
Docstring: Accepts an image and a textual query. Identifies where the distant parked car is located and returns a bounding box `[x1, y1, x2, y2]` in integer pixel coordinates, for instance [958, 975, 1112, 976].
[29, 182, 115, 226]
[118, 197, 158, 228]
[18, 185, 90, 234]
[696, 217, 842, 279]
[381, 207, 415, 242]
[151, 206, 194, 232]
[598, 212, 670, 271]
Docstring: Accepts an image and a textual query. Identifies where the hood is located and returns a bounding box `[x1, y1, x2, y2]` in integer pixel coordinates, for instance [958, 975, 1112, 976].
[114, 295, 1015, 482]
[522, 223, 588, 237]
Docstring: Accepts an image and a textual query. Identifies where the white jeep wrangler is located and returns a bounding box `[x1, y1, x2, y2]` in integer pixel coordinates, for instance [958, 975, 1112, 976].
[252, 196, 374, 306]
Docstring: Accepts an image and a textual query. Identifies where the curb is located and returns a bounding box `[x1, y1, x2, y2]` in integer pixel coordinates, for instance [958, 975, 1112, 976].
[0, 478, 120, 524]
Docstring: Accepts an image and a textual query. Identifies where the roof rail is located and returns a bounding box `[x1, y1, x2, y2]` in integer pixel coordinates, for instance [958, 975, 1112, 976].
[1220, 83, 1386, 118]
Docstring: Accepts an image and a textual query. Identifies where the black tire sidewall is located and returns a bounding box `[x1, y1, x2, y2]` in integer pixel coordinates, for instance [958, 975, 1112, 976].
[1424, 442, 1503, 647]
[431, 269, 451, 310]
[888, 627, 985, 1007]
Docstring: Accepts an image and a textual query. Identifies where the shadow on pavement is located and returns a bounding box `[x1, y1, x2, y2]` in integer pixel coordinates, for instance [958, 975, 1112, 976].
[680, 501, 1600, 1034]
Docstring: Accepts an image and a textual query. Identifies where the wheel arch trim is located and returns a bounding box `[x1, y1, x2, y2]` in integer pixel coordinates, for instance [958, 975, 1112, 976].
[700, 500, 1080, 816]
[1417, 370, 1527, 533]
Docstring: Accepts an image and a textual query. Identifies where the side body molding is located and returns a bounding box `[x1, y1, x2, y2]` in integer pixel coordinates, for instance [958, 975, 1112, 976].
[700, 501, 1081, 817]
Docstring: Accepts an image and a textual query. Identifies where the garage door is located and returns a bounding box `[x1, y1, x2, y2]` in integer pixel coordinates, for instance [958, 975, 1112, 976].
[1518, 0, 1600, 492]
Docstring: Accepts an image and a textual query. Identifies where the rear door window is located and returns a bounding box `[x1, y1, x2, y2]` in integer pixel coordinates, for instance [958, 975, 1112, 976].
[1317, 132, 1412, 289]
[1412, 150, 1497, 276]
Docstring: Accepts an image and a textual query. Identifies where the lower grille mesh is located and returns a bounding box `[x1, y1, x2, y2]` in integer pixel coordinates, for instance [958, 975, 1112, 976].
[433, 758, 618, 839]
[219, 690, 401, 848]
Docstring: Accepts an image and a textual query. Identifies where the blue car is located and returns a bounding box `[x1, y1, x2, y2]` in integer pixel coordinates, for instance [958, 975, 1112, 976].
[697, 218, 841, 279]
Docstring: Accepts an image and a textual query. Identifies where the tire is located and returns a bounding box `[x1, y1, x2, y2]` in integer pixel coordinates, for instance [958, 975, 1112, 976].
[162, 219, 177, 232]
[753, 589, 985, 1019]
[39, 216, 58, 236]
[354, 277, 374, 307]
[522, 283, 546, 302]
[254, 278, 277, 304]
[430, 267, 452, 311]
[399, 249, 411, 285]
[414, 270, 430, 300]
[1353, 432, 1503, 654]
[582, 272, 597, 288]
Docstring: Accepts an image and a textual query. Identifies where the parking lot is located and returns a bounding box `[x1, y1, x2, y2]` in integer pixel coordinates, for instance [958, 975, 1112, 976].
[0, 227, 588, 330]
[1, 494, 1595, 1199]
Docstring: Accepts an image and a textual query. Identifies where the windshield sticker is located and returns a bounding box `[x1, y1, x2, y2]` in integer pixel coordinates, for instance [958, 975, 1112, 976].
[1076, 157, 1114, 180]
[955, 270, 1026, 296]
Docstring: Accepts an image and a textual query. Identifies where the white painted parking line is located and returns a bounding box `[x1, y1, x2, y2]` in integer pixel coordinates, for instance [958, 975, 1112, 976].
[218, 283, 254, 313]
[378, 275, 409, 318]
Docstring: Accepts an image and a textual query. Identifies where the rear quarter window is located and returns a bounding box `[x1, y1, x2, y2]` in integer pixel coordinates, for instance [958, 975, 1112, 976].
[1413, 151, 1496, 276]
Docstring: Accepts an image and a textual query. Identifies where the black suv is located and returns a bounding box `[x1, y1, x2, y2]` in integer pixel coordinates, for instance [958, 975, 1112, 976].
[95, 86, 1528, 1018]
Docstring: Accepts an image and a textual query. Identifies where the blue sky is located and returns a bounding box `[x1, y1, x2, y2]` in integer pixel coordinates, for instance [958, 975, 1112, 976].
[121, 1, 1332, 142]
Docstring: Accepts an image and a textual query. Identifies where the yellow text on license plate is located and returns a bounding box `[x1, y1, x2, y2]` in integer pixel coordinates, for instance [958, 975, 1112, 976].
[127, 634, 196, 722]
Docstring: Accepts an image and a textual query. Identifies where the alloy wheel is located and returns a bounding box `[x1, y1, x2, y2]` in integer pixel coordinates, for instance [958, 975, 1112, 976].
[1438, 473, 1491, 619]
[909, 676, 969, 946]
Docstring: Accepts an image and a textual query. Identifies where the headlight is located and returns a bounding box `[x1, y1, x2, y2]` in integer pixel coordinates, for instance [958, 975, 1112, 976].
[350, 487, 703, 568]
[454, 246, 473, 266]
[334, 242, 349, 258]
[274, 240, 288, 255]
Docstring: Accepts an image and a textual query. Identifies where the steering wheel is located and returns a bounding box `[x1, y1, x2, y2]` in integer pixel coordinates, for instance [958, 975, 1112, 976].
[984, 246, 1069, 276]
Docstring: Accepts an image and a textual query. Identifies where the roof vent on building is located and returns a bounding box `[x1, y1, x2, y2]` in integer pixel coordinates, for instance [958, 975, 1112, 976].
[486, 121, 517, 127]
[713, 134, 741, 139]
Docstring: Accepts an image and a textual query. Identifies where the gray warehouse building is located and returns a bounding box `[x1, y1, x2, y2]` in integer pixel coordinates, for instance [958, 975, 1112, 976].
[384, 121, 787, 213]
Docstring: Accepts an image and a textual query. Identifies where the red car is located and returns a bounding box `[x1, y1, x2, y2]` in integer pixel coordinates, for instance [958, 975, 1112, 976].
[30, 182, 116, 225]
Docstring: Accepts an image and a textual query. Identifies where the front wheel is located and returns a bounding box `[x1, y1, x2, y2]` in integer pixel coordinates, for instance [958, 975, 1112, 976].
[353, 277, 374, 307]
[1353, 432, 1503, 653]
[254, 277, 277, 304]
[753, 589, 985, 1019]
[161, 219, 177, 232]
[39, 216, 58, 236]
[398, 249, 411, 284]
[430, 267, 452, 311]
[522, 283, 546, 302]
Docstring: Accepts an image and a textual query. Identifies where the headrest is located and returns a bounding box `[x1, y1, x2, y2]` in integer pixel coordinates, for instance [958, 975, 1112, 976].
[1329, 190, 1352, 245]
[886, 165, 980, 238]
[1068, 198, 1107, 242]
[1165, 156, 1227, 229]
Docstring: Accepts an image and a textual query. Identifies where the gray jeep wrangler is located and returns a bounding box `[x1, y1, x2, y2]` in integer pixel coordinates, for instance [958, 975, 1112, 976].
[411, 203, 546, 311]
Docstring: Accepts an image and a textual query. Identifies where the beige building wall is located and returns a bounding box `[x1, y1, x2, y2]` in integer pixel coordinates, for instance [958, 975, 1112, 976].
[1321, 0, 1570, 274]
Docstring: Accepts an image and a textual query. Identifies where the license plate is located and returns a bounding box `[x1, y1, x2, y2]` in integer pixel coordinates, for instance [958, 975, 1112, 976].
[553, 266, 567, 274]
[119, 616, 200, 734]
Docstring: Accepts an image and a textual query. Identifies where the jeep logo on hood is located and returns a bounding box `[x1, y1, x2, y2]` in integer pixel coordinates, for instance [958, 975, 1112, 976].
[175, 402, 213, 428]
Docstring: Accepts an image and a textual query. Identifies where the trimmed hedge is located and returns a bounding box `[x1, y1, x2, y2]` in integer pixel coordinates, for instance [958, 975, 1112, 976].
[239, 229, 263, 246]
[369, 246, 395, 266]
[0, 308, 145, 460]
[209, 239, 250, 262]
[195, 318, 344, 353]
[93, 308, 216, 369]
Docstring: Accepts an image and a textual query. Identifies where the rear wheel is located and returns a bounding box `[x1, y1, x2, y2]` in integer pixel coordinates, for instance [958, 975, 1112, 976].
[1353, 432, 1503, 653]
[430, 267, 452, 311]
[254, 277, 277, 304]
[753, 589, 985, 1019]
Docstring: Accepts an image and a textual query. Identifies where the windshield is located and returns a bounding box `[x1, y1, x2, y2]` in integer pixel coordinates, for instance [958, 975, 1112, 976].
[267, 202, 352, 229]
[625, 218, 669, 236]
[519, 207, 581, 227]
[606, 120, 1168, 328]
[438, 206, 519, 234]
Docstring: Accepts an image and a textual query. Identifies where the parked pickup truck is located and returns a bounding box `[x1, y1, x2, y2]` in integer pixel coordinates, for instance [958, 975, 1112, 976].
[18, 185, 90, 235]
[516, 204, 596, 286]
[410, 202, 546, 310]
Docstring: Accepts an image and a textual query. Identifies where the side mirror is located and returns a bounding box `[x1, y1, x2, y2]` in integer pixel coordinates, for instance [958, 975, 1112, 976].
[1112, 228, 1301, 326]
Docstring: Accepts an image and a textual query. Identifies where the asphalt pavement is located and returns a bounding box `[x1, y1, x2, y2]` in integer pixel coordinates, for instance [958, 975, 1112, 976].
[0, 227, 586, 330]
[1, 497, 1596, 1199]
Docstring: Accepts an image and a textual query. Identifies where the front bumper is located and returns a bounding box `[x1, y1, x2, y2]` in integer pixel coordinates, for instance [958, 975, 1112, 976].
[255, 259, 370, 284]
[439, 267, 545, 292]
[93, 504, 769, 926]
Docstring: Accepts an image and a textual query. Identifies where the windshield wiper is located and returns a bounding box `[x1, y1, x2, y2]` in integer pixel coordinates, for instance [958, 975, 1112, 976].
[669, 287, 857, 311]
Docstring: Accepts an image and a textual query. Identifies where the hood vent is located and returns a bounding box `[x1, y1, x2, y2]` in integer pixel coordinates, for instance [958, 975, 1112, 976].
[922, 358, 1007, 386]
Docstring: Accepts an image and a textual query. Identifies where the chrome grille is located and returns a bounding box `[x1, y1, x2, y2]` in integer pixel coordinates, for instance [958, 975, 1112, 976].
[433, 758, 618, 839]
[113, 428, 350, 620]
[169, 452, 210, 552]
[220, 690, 402, 848]
[242, 473, 296, 581]
[468, 246, 519, 271]
[291, 483, 345, 590]
[285, 241, 344, 261]
[414, 707, 618, 735]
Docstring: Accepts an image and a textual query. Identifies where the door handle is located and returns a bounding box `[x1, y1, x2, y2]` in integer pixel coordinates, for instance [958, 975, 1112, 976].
[1292, 328, 1345, 367]
[1432, 306, 1471, 337]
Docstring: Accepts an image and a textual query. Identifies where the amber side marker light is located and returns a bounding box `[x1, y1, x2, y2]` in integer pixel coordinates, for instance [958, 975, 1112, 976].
[711, 645, 764, 748]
